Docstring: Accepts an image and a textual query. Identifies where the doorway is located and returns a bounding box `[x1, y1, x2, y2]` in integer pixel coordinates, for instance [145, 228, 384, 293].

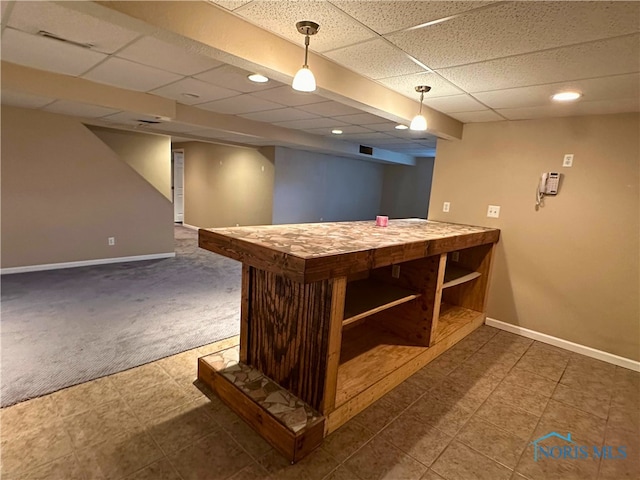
[172, 149, 184, 223]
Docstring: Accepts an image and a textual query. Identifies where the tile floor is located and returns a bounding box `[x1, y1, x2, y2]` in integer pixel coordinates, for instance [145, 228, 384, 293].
[1, 326, 638, 480]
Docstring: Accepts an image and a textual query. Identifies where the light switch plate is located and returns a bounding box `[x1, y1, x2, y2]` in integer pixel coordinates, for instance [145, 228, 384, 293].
[563, 154, 574, 167]
[443, 202, 450, 212]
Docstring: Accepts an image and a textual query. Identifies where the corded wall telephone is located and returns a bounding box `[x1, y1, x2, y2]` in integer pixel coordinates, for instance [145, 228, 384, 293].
[536, 172, 560, 206]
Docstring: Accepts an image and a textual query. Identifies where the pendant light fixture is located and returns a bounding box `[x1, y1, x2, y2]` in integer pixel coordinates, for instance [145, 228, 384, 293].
[410, 85, 431, 131]
[292, 21, 319, 92]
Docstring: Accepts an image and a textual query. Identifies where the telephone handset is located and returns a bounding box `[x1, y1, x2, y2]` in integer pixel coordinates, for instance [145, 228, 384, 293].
[536, 172, 560, 206]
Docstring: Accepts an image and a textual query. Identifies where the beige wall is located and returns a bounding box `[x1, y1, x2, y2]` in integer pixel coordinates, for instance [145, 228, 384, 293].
[175, 142, 274, 228]
[89, 126, 172, 200]
[1, 106, 174, 269]
[429, 113, 639, 361]
[381, 157, 435, 219]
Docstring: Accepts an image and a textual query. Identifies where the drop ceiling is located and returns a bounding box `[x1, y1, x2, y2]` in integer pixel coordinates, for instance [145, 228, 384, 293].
[1, 0, 638, 162]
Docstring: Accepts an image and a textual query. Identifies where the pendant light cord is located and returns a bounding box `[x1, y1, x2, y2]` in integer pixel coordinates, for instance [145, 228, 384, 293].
[419, 91, 424, 115]
[304, 35, 310, 67]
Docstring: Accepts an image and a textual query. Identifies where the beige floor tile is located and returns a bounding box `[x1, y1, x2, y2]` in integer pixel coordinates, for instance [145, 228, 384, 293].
[474, 396, 539, 440]
[0, 395, 59, 435]
[455, 349, 520, 379]
[344, 436, 428, 480]
[426, 347, 473, 376]
[258, 446, 339, 480]
[62, 398, 143, 449]
[431, 440, 512, 480]
[1, 453, 84, 480]
[456, 417, 527, 469]
[380, 412, 453, 466]
[482, 331, 533, 356]
[406, 394, 474, 436]
[515, 443, 599, 480]
[0, 418, 74, 476]
[405, 365, 447, 392]
[110, 363, 172, 394]
[514, 351, 568, 382]
[490, 381, 549, 416]
[156, 349, 200, 380]
[501, 364, 557, 397]
[559, 363, 613, 398]
[121, 379, 194, 424]
[533, 400, 606, 446]
[75, 429, 163, 480]
[352, 396, 405, 433]
[419, 470, 445, 480]
[49, 377, 122, 417]
[228, 462, 271, 480]
[381, 380, 427, 408]
[598, 427, 640, 480]
[124, 458, 182, 480]
[172, 375, 208, 402]
[607, 404, 640, 434]
[168, 429, 252, 480]
[428, 376, 496, 411]
[321, 421, 376, 463]
[223, 418, 273, 459]
[568, 353, 617, 376]
[551, 383, 610, 419]
[145, 400, 220, 455]
[322, 465, 364, 480]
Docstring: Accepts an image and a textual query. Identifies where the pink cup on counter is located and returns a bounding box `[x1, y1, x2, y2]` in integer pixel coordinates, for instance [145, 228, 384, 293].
[376, 215, 389, 227]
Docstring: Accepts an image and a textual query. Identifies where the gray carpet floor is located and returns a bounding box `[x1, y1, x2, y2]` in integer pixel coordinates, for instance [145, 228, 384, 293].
[0, 226, 241, 407]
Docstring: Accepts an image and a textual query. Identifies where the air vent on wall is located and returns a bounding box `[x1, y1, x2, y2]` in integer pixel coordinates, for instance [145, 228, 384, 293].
[359, 145, 373, 155]
[37, 30, 94, 49]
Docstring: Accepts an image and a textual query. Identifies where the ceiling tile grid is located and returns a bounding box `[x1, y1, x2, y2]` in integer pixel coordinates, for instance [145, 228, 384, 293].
[197, 94, 285, 115]
[82, 57, 183, 92]
[240, 107, 320, 123]
[377, 72, 464, 99]
[250, 85, 326, 107]
[274, 117, 350, 130]
[233, 0, 378, 53]
[150, 77, 240, 105]
[194, 64, 282, 93]
[297, 101, 364, 117]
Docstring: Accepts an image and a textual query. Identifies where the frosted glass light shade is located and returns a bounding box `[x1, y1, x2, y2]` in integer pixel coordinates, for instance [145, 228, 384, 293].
[410, 114, 427, 131]
[292, 66, 316, 92]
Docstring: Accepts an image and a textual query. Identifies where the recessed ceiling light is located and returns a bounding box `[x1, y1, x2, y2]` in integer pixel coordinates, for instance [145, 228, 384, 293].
[552, 91, 582, 102]
[248, 74, 269, 83]
[395, 124, 409, 130]
[331, 129, 343, 135]
[181, 92, 201, 99]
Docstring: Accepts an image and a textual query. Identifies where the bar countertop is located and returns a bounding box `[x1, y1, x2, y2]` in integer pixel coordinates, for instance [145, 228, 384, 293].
[199, 219, 500, 283]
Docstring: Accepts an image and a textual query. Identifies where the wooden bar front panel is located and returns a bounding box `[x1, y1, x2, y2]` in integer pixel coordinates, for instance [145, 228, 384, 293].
[247, 267, 336, 411]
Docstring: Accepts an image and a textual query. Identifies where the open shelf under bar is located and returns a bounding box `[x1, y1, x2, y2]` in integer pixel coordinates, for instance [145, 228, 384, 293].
[342, 279, 421, 326]
[436, 303, 483, 341]
[335, 322, 426, 406]
[443, 263, 481, 289]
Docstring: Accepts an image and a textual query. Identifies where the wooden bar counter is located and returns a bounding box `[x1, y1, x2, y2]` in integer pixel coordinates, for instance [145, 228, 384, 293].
[197, 219, 500, 461]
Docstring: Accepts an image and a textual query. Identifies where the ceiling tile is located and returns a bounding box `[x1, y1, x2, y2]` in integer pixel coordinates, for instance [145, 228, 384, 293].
[251, 85, 324, 107]
[83, 57, 182, 92]
[304, 125, 374, 135]
[325, 38, 425, 80]
[424, 94, 487, 113]
[43, 100, 119, 118]
[377, 72, 464, 99]
[437, 34, 640, 93]
[274, 117, 350, 130]
[1, 90, 54, 109]
[386, 1, 640, 69]
[116, 36, 223, 75]
[195, 64, 280, 93]
[297, 101, 363, 117]
[198, 94, 284, 114]
[334, 112, 390, 125]
[234, 0, 377, 52]
[7, 0, 140, 54]
[240, 108, 319, 122]
[150, 78, 239, 105]
[331, 1, 493, 35]
[207, 0, 252, 12]
[366, 122, 405, 133]
[497, 97, 640, 121]
[474, 73, 640, 109]
[448, 110, 505, 123]
[1, 28, 107, 76]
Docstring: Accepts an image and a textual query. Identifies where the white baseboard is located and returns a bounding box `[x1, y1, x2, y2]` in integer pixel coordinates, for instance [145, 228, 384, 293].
[1, 253, 176, 275]
[486, 317, 640, 372]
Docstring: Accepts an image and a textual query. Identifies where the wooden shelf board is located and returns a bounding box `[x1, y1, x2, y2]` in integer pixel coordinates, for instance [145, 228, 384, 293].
[335, 322, 427, 406]
[343, 279, 420, 326]
[443, 263, 481, 289]
[436, 303, 483, 341]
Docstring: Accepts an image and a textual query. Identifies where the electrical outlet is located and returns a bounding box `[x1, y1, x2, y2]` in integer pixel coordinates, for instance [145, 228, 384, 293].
[108, 237, 115, 246]
[443, 202, 450, 213]
[563, 154, 574, 167]
[392, 265, 401, 278]
[487, 205, 501, 218]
